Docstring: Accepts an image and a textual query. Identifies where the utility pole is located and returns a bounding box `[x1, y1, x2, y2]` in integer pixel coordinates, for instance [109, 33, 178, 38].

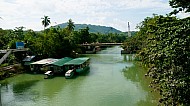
[128, 22, 131, 37]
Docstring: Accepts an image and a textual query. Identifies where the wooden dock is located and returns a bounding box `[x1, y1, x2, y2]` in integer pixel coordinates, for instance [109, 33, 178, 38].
[0, 48, 28, 65]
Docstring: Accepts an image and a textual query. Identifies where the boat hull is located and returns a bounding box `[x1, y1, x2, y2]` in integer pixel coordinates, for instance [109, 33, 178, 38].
[65, 69, 75, 79]
[65, 72, 74, 79]
[44, 71, 54, 79]
[76, 66, 90, 73]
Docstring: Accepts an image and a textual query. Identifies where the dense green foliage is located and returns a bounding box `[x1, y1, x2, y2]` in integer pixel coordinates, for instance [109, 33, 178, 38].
[122, 33, 144, 54]
[142, 16, 190, 105]
[0, 19, 127, 59]
[123, 15, 190, 105]
[169, 0, 190, 14]
[122, 1, 190, 105]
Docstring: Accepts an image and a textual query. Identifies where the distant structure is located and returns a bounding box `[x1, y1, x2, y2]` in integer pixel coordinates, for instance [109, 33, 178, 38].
[128, 22, 131, 37]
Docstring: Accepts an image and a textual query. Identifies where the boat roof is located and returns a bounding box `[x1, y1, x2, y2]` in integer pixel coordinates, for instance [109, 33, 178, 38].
[64, 57, 90, 65]
[31, 58, 58, 65]
[50, 57, 73, 66]
[22, 55, 35, 62]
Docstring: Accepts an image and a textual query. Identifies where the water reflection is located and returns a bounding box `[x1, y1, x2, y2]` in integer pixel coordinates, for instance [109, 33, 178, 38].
[13, 80, 39, 94]
[39, 77, 68, 99]
[122, 62, 159, 106]
[122, 54, 135, 61]
[122, 62, 145, 82]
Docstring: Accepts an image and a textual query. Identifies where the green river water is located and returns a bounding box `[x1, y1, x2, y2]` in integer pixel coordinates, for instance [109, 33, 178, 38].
[0, 46, 159, 106]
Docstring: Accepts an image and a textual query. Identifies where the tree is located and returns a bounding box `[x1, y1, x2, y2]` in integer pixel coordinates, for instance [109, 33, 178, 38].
[41, 15, 51, 30]
[79, 27, 90, 44]
[137, 15, 190, 105]
[169, 0, 190, 14]
[66, 19, 75, 32]
[122, 35, 141, 54]
[13, 26, 25, 40]
[0, 28, 10, 49]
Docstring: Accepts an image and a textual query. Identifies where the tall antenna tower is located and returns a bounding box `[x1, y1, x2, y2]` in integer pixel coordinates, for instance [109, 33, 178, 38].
[128, 22, 131, 37]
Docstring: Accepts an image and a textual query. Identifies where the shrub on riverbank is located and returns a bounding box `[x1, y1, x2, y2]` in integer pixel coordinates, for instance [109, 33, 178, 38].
[0, 64, 24, 80]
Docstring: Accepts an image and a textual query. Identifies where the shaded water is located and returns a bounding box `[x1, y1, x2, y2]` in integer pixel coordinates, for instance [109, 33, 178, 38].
[0, 46, 158, 106]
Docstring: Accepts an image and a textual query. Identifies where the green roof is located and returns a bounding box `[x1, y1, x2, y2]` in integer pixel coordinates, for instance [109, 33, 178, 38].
[51, 57, 73, 66]
[64, 57, 90, 65]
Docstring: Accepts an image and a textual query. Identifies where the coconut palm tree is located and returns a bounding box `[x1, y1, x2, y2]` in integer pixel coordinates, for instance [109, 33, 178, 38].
[67, 19, 75, 32]
[41, 15, 51, 30]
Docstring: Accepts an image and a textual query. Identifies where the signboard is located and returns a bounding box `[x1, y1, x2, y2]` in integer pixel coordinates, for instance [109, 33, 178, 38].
[16, 42, 24, 49]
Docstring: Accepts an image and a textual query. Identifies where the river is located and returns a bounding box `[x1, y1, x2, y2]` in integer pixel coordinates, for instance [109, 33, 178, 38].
[0, 46, 158, 106]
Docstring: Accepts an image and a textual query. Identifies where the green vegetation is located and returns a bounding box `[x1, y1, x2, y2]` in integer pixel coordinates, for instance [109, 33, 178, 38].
[169, 0, 190, 15]
[0, 19, 127, 58]
[0, 18, 128, 79]
[122, 0, 190, 105]
[66, 19, 75, 32]
[140, 15, 190, 105]
[55, 23, 136, 34]
[0, 64, 23, 80]
[41, 15, 51, 30]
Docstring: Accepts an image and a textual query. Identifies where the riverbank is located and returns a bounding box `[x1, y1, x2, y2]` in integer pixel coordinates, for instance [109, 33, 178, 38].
[0, 64, 24, 80]
[0, 46, 159, 106]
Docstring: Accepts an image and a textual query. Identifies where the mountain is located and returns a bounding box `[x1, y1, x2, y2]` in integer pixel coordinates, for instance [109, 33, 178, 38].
[55, 23, 122, 34]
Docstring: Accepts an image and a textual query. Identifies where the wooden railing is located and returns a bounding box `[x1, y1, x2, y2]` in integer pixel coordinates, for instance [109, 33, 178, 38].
[81, 43, 122, 46]
[0, 50, 12, 64]
[0, 48, 28, 65]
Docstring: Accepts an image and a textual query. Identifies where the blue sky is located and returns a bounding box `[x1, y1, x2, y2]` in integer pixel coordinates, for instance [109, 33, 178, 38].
[0, 0, 189, 31]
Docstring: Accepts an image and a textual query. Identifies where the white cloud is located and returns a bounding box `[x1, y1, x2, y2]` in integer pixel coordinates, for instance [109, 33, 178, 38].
[177, 12, 190, 19]
[0, 0, 176, 31]
[121, 0, 169, 9]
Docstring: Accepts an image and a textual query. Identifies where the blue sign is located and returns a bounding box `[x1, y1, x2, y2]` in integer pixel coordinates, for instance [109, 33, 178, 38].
[16, 42, 24, 49]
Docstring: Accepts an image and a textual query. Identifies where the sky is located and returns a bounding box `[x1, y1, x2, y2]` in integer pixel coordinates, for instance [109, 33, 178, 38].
[0, 0, 189, 32]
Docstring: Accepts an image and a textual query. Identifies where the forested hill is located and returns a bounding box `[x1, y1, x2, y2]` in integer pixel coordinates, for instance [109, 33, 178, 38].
[55, 23, 122, 34]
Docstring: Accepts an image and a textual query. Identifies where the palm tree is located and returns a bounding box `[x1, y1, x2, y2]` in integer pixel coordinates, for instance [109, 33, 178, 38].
[41, 15, 51, 30]
[67, 19, 75, 32]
